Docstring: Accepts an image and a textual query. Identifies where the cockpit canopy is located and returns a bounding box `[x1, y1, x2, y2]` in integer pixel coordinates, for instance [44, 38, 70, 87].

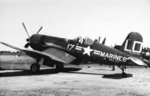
[73, 36, 94, 46]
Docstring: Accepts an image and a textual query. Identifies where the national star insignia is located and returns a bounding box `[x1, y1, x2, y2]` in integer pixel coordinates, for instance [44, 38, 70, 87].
[145, 52, 150, 56]
[83, 46, 93, 56]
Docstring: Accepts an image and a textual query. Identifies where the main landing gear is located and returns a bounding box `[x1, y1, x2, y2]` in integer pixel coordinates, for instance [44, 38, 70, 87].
[112, 65, 115, 71]
[55, 63, 64, 71]
[30, 63, 40, 73]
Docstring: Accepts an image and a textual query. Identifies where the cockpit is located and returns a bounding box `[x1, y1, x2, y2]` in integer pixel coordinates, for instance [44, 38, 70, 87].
[73, 36, 94, 46]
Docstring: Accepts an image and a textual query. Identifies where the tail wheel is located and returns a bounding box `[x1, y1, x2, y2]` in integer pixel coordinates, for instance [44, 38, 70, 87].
[56, 63, 64, 71]
[30, 63, 40, 73]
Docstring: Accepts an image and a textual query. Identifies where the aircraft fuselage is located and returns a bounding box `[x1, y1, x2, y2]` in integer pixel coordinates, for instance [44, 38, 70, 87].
[29, 34, 130, 66]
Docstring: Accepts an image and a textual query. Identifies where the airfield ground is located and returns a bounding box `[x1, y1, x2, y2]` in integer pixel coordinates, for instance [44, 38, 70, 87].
[0, 64, 150, 96]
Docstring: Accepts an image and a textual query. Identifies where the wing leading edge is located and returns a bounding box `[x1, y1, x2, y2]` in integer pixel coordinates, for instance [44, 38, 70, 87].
[0, 42, 76, 64]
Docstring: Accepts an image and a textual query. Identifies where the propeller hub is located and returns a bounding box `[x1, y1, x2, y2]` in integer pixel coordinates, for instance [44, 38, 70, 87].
[22, 22, 43, 48]
[26, 38, 29, 42]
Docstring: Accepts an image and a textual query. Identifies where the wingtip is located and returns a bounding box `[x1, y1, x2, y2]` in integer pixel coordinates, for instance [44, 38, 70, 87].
[0, 42, 21, 51]
[0, 42, 5, 45]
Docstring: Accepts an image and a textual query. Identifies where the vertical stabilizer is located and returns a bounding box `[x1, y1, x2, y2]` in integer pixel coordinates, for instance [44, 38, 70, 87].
[120, 32, 143, 56]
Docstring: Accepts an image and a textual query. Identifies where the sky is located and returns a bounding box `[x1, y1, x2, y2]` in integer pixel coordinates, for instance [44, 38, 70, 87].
[0, 0, 150, 51]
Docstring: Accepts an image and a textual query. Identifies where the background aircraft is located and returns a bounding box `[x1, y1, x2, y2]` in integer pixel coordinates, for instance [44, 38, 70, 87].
[0, 51, 36, 70]
[0, 23, 149, 76]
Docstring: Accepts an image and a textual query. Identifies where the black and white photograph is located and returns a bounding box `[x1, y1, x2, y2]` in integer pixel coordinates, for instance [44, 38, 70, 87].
[0, 0, 150, 96]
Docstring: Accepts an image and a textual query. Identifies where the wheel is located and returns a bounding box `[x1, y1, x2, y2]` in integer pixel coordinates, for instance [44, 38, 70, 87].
[55, 64, 64, 71]
[30, 63, 40, 73]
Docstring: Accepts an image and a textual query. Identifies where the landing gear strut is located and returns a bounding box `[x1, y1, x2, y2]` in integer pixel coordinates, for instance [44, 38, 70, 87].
[118, 65, 127, 76]
[55, 63, 64, 71]
[112, 65, 115, 71]
[122, 69, 127, 76]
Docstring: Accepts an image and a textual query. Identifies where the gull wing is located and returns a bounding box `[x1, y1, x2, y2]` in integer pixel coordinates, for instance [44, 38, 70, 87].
[0, 42, 76, 64]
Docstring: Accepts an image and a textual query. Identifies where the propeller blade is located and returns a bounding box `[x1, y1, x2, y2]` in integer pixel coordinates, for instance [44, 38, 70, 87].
[22, 22, 30, 38]
[24, 43, 30, 48]
[102, 38, 106, 44]
[36, 26, 43, 34]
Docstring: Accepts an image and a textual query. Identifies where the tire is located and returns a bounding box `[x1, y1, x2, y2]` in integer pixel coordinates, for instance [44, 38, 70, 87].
[30, 63, 40, 73]
[55, 63, 64, 71]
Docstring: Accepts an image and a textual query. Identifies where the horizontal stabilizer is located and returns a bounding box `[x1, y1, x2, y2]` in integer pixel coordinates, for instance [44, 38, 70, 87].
[129, 57, 147, 66]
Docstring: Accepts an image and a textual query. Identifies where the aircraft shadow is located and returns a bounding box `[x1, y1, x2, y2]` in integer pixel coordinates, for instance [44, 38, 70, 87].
[0, 67, 81, 77]
[63, 71, 133, 79]
[102, 73, 133, 79]
[0, 67, 133, 79]
[63, 71, 104, 76]
[95, 68, 113, 71]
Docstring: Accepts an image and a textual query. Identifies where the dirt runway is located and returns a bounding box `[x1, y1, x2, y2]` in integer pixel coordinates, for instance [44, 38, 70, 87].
[0, 64, 150, 96]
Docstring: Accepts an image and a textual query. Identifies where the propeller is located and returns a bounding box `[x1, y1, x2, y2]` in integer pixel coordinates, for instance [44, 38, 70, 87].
[22, 22, 43, 48]
[22, 22, 30, 38]
[22, 22, 31, 48]
[24, 43, 30, 48]
[36, 26, 43, 34]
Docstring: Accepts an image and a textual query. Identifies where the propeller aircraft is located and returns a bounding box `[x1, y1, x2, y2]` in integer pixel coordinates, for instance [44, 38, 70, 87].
[0, 23, 149, 76]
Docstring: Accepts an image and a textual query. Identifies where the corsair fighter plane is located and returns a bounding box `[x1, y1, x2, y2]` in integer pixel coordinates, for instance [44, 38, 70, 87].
[0, 23, 149, 76]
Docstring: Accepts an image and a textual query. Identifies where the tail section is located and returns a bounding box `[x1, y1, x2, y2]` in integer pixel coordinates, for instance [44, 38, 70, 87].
[115, 32, 143, 56]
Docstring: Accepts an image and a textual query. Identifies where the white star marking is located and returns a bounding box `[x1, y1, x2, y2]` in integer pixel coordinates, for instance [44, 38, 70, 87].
[145, 52, 150, 56]
[83, 46, 93, 56]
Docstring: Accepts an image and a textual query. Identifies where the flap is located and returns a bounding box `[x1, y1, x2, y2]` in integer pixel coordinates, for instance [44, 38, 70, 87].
[43, 48, 76, 64]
